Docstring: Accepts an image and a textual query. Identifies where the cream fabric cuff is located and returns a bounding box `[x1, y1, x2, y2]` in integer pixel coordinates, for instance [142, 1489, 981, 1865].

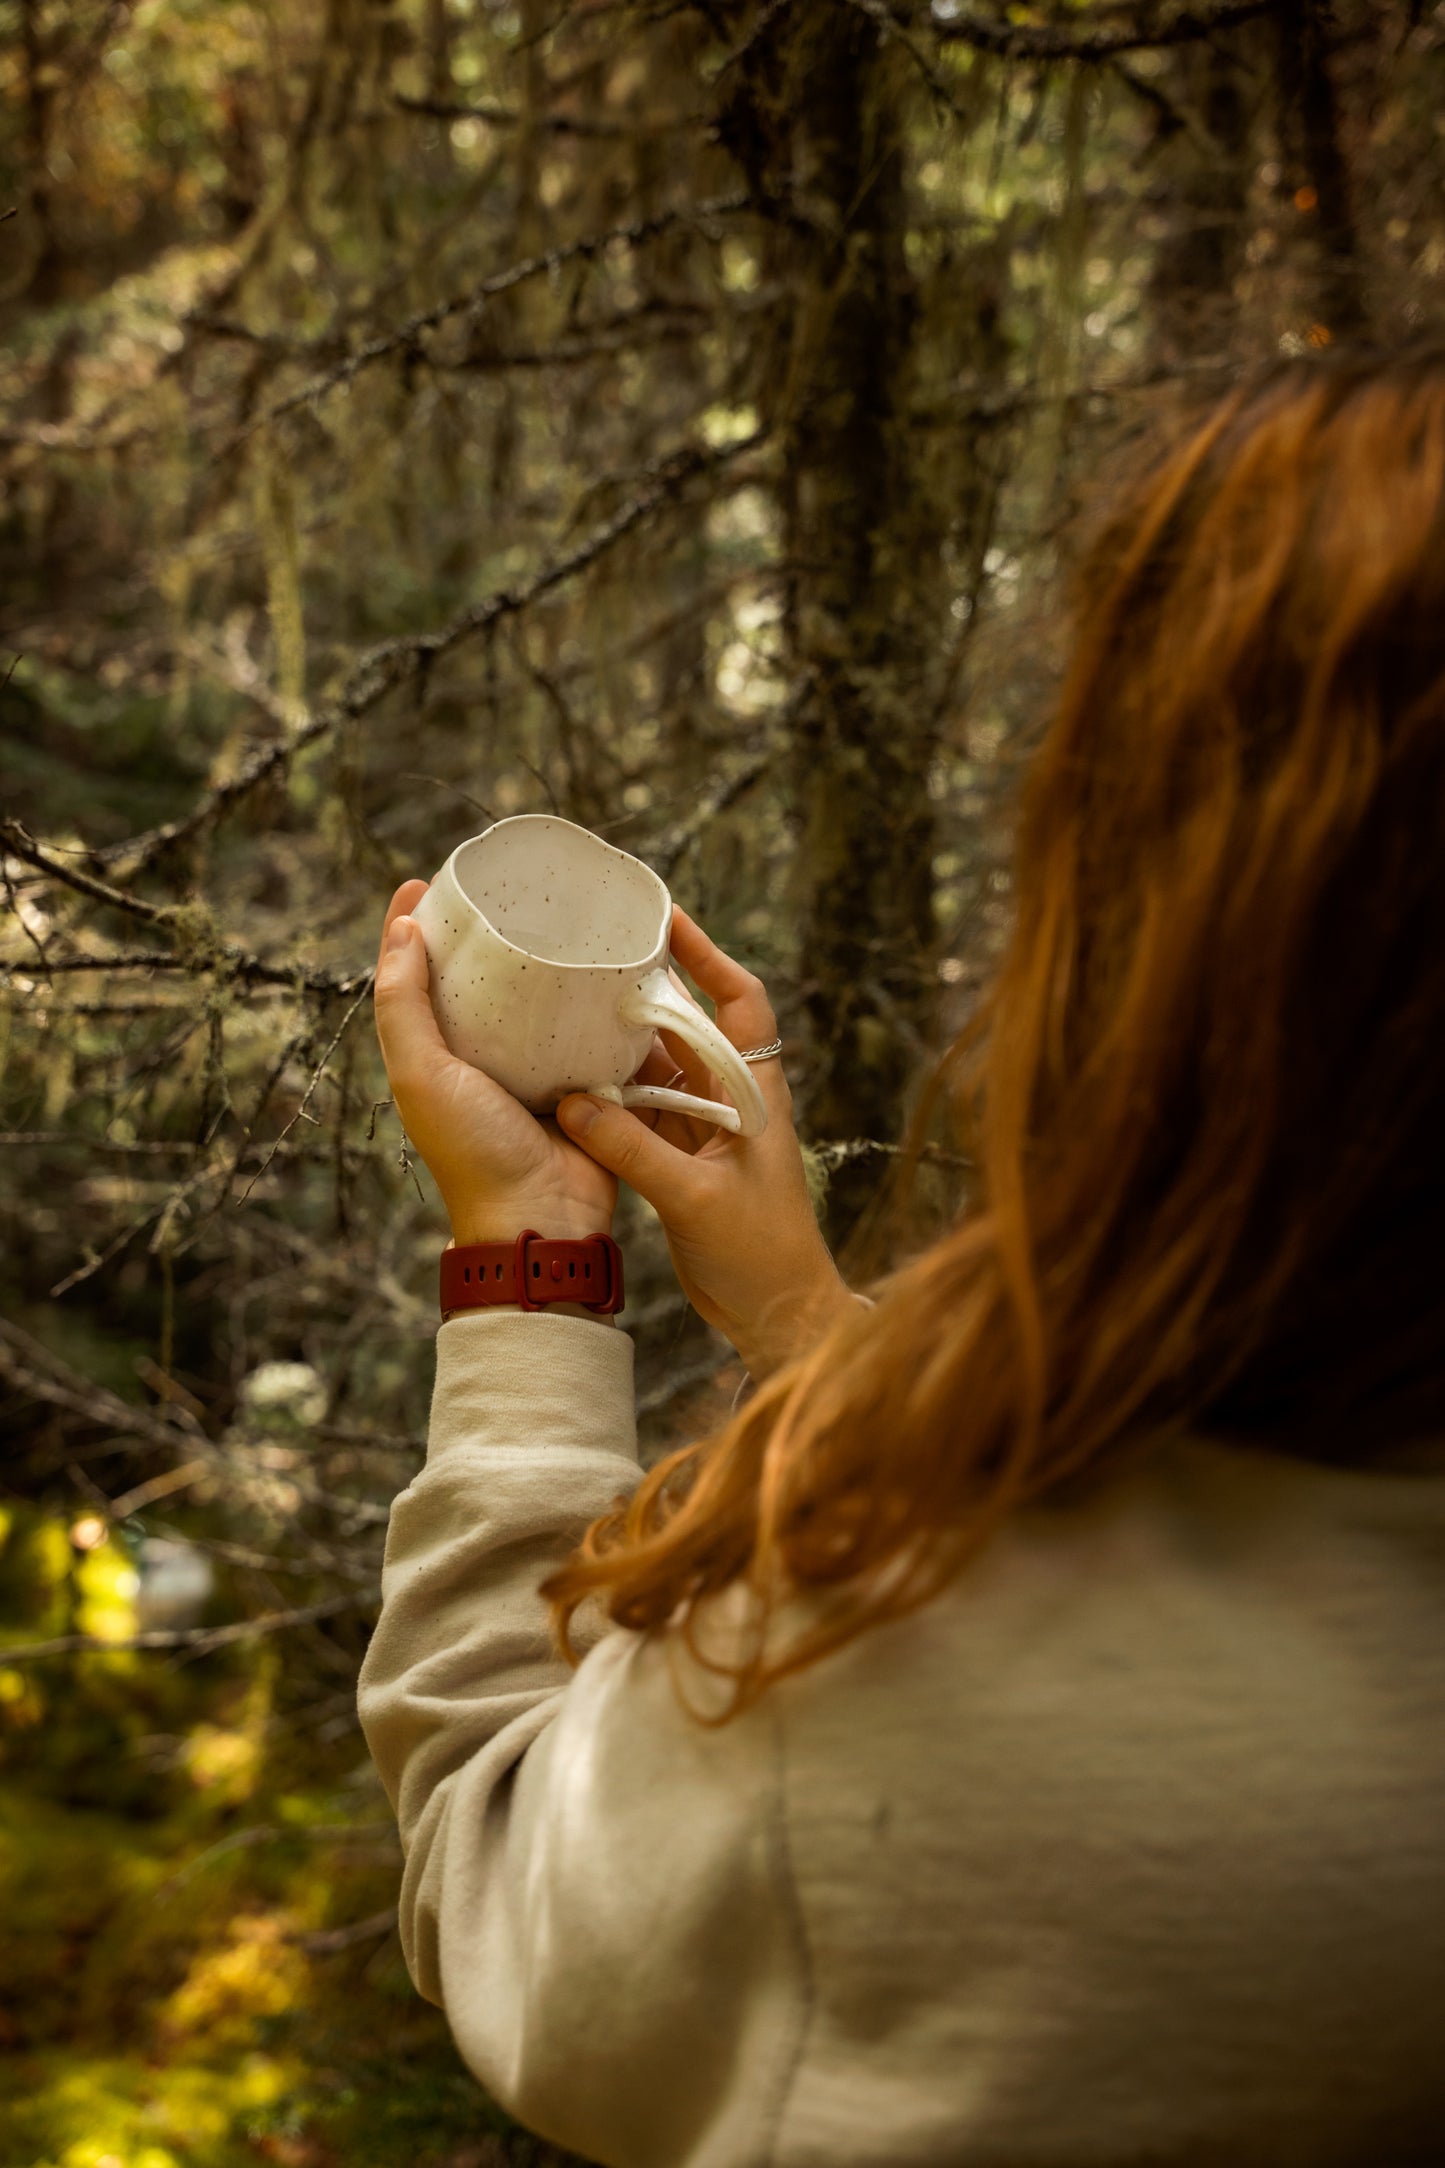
[430, 1309, 638, 1467]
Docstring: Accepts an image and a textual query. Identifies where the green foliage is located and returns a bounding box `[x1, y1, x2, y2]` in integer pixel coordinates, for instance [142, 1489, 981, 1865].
[0, 1777, 522, 2168]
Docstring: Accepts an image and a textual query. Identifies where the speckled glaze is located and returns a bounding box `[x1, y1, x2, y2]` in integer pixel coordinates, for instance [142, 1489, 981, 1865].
[411, 814, 768, 1138]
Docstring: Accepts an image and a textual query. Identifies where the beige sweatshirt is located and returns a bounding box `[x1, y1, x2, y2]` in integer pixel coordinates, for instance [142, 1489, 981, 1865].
[357, 1309, 1445, 2168]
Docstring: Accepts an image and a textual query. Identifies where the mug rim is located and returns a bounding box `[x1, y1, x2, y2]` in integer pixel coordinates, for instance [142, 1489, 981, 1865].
[442, 812, 669, 974]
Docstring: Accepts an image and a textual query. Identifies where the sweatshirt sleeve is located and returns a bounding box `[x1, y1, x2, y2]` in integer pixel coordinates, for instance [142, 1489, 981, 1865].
[356, 1310, 642, 1998]
[355, 1310, 806, 2168]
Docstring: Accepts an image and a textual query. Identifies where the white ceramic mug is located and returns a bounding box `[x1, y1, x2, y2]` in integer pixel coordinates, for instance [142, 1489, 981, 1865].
[411, 814, 769, 1138]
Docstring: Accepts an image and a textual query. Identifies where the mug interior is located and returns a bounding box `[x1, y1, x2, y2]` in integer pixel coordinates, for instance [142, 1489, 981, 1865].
[453, 816, 664, 968]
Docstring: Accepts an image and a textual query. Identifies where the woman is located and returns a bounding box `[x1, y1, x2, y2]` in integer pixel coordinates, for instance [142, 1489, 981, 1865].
[359, 348, 1445, 2166]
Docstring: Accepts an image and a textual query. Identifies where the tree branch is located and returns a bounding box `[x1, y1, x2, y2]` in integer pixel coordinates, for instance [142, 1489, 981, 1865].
[0, 1589, 377, 1667]
[93, 427, 768, 873]
[931, 0, 1275, 61]
[232, 190, 753, 445]
[393, 93, 705, 136]
[1, 818, 178, 924]
[237, 970, 376, 1201]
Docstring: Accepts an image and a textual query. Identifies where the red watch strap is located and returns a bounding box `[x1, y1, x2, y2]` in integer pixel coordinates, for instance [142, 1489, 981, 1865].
[440, 1229, 624, 1318]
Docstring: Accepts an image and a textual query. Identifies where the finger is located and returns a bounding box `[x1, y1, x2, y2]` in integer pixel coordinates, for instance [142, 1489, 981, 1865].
[556, 1092, 708, 1215]
[373, 914, 452, 1093]
[669, 906, 778, 1043]
[379, 880, 429, 970]
[669, 905, 788, 1110]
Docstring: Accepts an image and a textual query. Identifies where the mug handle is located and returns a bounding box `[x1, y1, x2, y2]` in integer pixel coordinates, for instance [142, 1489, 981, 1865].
[611, 966, 768, 1138]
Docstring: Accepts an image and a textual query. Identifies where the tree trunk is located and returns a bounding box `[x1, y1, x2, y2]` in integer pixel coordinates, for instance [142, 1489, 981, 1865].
[1145, 35, 1254, 365]
[728, 3, 953, 1254]
[1275, 0, 1366, 337]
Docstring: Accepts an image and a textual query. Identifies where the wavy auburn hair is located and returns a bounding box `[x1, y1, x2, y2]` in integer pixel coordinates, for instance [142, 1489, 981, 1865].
[546, 346, 1445, 1709]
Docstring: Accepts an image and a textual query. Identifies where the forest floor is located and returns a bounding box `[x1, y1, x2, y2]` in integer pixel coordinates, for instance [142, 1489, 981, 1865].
[0, 1512, 584, 2168]
[0, 1774, 567, 2168]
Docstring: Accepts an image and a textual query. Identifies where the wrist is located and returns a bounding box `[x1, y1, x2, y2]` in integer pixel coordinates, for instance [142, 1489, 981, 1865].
[448, 1206, 612, 1247]
[735, 1270, 864, 1384]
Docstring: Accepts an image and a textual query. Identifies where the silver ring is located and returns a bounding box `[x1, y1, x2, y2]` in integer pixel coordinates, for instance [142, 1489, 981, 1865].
[739, 1037, 783, 1063]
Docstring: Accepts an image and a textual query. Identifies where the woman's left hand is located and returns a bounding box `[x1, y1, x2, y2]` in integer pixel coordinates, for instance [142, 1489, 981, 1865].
[373, 880, 618, 1247]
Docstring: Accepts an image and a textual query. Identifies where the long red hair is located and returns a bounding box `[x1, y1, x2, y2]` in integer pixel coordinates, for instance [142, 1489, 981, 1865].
[546, 346, 1445, 1709]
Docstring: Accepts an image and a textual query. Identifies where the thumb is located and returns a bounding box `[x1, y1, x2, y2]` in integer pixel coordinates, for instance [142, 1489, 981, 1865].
[557, 1093, 702, 1215]
[373, 917, 448, 1082]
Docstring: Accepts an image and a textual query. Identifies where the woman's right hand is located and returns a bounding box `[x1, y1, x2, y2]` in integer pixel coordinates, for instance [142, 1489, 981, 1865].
[556, 907, 863, 1383]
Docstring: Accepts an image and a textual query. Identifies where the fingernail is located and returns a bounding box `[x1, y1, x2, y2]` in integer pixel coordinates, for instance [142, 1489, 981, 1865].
[386, 917, 413, 953]
[559, 1094, 601, 1134]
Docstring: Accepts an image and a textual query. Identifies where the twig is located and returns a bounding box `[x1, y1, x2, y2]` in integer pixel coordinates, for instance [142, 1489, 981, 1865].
[0, 1316, 203, 1454]
[230, 191, 753, 446]
[237, 971, 376, 1202]
[106, 1459, 212, 1519]
[289, 1906, 398, 1956]
[0, 819, 177, 927]
[0, 1589, 378, 1667]
[636, 1352, 736, 1419]
[48, 1160, 220, 1298]
[397, 773, 497, 824]
[94, 428, 767, 874]
[647, 669, 813, 875]
[393, 94, 704, 137]
[711, 0, 794, 79]
[931, 0, 1274, 61]
[650, 740, 776, 877]
[0, 948, 371, 994]
[0, 1131, 203, 1154]
[154, 1822, 398, 1903]
[841, 0, 973, 121]
[1, 835, 52, 977]
[810, 1137, 972, 1172]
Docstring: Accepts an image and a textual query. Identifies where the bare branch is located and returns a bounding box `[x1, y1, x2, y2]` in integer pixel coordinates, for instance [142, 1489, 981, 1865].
[233, 191, 753, 445]
[0, 1316, 200, 1454]
[711, 0, 795, 80]
[931, 0, 1276, 60]
[0, 1589, 377, 1667]
[637, 1352, 737, 1419]
[94, 427, 768, 874]
[238, 970, 377, 1200]
[0, 948, 370, 994]
[811, 1137, 972, 1171]
[841, 0, 973, 121]
[393, 94, 705, 137]
[0, 820, 178, 927]
[651, 739, 777, 877]
[0, 1131, 203, 1154]
[288, 1906, 398, 1956]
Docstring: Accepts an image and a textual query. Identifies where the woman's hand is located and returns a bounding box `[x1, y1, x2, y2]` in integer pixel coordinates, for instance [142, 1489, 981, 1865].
[556, 907, 860, 1383]
[373, 881, 616, 1251]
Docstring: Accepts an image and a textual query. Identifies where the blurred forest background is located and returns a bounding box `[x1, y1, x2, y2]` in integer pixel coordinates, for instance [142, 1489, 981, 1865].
[1, 1, 1442, 2162]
